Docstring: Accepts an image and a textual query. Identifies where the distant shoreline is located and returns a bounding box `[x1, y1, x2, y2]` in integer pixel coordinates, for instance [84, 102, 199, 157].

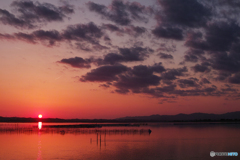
[1, 111, 240, 123]
[0, 117, 240, 123]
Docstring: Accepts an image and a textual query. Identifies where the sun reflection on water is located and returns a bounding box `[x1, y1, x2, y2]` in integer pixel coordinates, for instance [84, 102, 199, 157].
[37, 122, 42, 160]
[38, 122, 42, 130]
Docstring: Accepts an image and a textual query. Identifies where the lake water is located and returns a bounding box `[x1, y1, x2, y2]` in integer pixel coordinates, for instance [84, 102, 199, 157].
[0, 123, 239, 160]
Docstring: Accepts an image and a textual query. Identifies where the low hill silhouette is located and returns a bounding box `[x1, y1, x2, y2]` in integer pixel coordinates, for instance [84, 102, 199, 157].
[116, 111, 240, 122]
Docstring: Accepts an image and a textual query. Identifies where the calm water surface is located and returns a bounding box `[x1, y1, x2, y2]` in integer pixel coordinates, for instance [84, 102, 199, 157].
[0, 123, 239, 160]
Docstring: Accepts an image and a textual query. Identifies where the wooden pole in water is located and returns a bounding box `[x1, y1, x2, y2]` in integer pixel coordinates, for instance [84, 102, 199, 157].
[97, 133, 98, 146]
[100, 133, 101, 149]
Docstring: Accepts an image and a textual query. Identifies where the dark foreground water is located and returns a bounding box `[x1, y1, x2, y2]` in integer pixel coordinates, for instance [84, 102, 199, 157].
[0, 123, 239, 160]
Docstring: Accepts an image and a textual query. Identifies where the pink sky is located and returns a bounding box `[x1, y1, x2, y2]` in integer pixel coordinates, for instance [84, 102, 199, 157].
[0, 0, 240, 119]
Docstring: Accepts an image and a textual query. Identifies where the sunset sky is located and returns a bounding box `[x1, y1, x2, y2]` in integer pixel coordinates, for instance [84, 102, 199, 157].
[0, 0, 240, 119]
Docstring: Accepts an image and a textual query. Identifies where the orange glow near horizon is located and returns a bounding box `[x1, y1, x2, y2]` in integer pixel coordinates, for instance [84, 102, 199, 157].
[38, 114, 42, 118]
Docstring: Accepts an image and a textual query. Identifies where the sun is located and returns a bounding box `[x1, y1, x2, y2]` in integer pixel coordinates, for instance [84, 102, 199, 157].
[38, 114, 42, 118]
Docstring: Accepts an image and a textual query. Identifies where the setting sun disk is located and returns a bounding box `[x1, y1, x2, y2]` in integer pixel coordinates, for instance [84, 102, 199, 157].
[38, 114, 42, 118]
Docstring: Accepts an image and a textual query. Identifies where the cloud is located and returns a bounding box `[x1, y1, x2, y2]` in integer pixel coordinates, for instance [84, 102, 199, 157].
[113, 64, 164, 92]
[186, 21, 240, 52]
[79, 63, 165, 94]
[62, 22, 103, 44]
[150, 62, 166, 73]
[228, 73, 240, 84]
[102, 24, 146, 37]
[57, 46, 154, 71]
[161, 66, 188, 80]
[183, 49, 205, 63]
[200, 78, 211, 84]
[77, 61, 235, 99]
[184, 54, 198, 63]
[100, 47, 153, 65]
[59, 57, 92, 68]
[191, 63, 210, 73]
[214, 72, 232, 81]
[177, 78, 199, 88]
[99, 82, 112, 88]
[170, 85, 219, 97]
[0, 0, 74, 29]
[10, 29, 61, 46]
[115, 77, 221, 98]
[33, 30, 61, 40]
[14, 32, 35, 43]
[0, 22, 105, 48]
[80, 64, 129, 82]
[59, 47, 153, 65]
[12, 1, 65, 21]
[157, 0, 211, 27]
[0, 33, 15, 39]
[87, 0, 151, 26]
[87, 1, 130, 26]
[158, 52, 173, 59]
[83, 2, 240, 101]
[211, 52, 240, 73]
[230, 43, 240, 60]
[115, 88, 130, 94]
[124, 25, 146, 37]
[59, 4, 74, 14]
[32, 30, 62, 45]
[185, 31, 208, 51]
[211, 0, 240, 21]
[184, 21, 240, 82]
[114, 73, 161, 93]
[0, 9, 34, 29]
[127, 1, 152, 22]
[163, 84, 219, 97]
[152, 26, 183, 40]
[157, 43, 176, 53]
[156, 85, 176, 93]
[221, 84, 238, 92]
[102, 23, 121, 32]
[205, 21, 240, 52]
[75, 42, 108, 52]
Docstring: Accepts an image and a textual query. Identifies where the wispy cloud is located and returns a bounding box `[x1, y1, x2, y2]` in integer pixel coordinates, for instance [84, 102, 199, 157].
[0, 0, 74, 29]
